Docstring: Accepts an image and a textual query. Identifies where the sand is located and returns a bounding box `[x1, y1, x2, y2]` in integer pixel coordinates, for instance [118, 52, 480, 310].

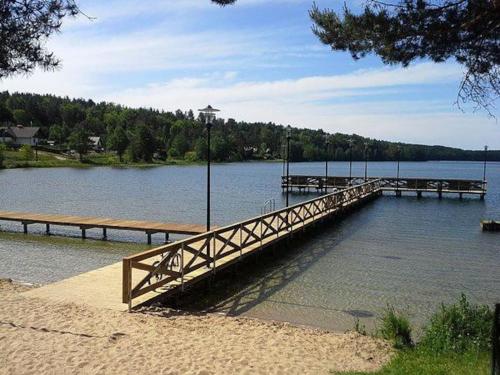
[0, 279, 392, 374]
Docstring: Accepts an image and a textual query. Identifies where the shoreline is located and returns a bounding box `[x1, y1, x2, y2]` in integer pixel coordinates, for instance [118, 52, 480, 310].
[0, 279, 393, 374]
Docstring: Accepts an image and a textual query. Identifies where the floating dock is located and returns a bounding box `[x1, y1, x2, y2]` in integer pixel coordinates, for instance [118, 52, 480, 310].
[481, 220, 500, 232]
[0, 210, 207, 244]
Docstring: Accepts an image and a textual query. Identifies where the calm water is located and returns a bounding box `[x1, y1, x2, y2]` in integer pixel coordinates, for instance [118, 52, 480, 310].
[0, 161, 499, 331]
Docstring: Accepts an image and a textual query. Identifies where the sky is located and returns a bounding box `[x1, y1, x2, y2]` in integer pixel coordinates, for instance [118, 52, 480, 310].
[1, 0, 498, 149]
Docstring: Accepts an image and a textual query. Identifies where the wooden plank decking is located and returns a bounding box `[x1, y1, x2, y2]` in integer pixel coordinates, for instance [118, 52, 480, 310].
[0, 210, 207, 243]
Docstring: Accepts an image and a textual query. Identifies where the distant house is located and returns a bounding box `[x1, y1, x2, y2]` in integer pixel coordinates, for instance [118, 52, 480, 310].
[89, 136, 104, 152]
[0, 125, 40, 146]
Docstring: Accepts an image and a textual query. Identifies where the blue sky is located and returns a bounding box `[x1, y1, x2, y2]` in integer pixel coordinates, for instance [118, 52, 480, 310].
[1, 0, 498, 149]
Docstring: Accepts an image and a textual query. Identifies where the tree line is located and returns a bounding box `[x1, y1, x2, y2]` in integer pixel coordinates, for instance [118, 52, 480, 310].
[0, 91, 497, 163]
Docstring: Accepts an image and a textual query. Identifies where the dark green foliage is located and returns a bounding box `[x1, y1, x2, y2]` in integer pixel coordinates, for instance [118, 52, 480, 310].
[378, 306, 413, 349]
[0, 0, 79, 78]
[107, 126, 129, 162]
[67, 125, 90, 161]
[128, 124, 155, 162]
[0, 91, 497, 163]
[421, 294, 493, 353]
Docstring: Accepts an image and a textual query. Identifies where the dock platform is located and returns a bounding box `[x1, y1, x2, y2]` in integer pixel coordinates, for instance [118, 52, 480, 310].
[0, 210, 207, 244]
[281, 175, 486, 199]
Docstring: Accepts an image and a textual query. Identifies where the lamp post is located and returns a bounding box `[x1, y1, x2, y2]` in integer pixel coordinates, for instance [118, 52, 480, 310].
[35, 139, 38, 162]
[325, 135, 330, 193]
[286, 126, 292, 207]
[396, 145, 401, 196]
[198, 105, 220, 233]
[348, 139, 354, 183]
[282, 142, 286, 177]
[364, 142, 369, 181]
[483, 145, 488, 183]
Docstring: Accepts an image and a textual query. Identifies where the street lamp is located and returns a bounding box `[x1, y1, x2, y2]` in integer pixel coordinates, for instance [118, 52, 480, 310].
[198, 105, 220, 233]
[396, 145, 401, 195]
[286, 125, 292, 207]
[483, 145, 488, 183]
[364, 142, 369, 181]
[325, 135, 330, 193]
[282, 141, 286, 177]
[348, 139, 354, 183]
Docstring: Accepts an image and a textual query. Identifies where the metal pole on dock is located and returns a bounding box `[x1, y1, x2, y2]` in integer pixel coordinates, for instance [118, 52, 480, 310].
[325, 135, 330, 193]
[364, 142, 369, 181]
[286, 126, 291, 207]
[199, 105, 220, 263]
[348, 139, 353, 182]
[396, 146, 401, 195]
[483, 145, 488, 183]
[282, 142, 286, 177]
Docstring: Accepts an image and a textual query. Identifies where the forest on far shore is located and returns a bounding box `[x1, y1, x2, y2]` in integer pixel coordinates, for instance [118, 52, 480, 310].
[0, 91, 498, 163]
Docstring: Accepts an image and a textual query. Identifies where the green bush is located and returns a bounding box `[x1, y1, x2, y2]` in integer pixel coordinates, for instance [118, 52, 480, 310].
[420, 294, 493, 353]
[378, 306, 413, 349]
[20, 144, 34, 161]
[184, 151, 198, 162]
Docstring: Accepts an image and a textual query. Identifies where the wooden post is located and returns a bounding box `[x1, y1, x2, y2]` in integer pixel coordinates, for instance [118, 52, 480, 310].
[45, 223, 50, 235]
[147, 233, 152, 245]
[122, 258, 132, 304]
[81, 228, 86, 240]
[23, 222, 28, 234]
[417, 191, 422, 198]
[165, 232, 169, 243]
[102, 228, 107, 240]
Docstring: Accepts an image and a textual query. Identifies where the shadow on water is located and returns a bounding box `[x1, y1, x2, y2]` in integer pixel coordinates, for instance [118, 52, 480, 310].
[161, 198, 379, 318]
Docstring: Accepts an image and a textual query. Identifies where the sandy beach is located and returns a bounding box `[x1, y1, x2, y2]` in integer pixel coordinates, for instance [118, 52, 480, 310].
[0, 279, 392, 374]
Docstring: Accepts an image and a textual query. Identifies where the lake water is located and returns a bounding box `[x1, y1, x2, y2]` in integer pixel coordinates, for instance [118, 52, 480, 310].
[0, 161, 499, 331]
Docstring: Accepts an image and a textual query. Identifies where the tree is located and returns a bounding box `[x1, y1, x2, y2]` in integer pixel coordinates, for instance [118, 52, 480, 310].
[49, 124, 65, 145]
[0, 143, 6, 167]
[107, 126, 129, 162]
[0, 0, 80, 78]
[213, 0, 499, 113]
[68, 125, 89, 161]
[128, 124, 155, 162]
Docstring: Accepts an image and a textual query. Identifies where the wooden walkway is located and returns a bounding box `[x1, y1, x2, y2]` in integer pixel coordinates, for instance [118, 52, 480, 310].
[0, 210, 207, 243]
[282, 175, 487, 199]
[122, 180, 382, 310]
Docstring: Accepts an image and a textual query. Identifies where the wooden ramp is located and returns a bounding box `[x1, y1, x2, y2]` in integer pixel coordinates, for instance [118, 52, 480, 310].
[122, 180, 382, 309]
[0, 210, 207, 243]
[22, 180, 382, 311]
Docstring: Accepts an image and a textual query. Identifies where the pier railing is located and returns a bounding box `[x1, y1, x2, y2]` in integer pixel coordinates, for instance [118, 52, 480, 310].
[123, 179, 381, 307]
[282, 175, 486, 195]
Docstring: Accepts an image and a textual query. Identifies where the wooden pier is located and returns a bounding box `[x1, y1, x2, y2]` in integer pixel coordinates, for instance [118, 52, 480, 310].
[281, 175, 487, 199]
[0, 210, 207, 244]
[122, 180, 382, 309]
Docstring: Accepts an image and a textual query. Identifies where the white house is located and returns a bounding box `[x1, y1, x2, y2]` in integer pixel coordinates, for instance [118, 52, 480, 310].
[0, 125, 40, 146]
[89, 136, 103, 152]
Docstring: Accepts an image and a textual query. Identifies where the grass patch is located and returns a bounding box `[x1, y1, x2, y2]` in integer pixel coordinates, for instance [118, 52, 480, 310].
[337, 295, 494, 374]
[337, 349, 490, 375]
[378, 306, 413, 349]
